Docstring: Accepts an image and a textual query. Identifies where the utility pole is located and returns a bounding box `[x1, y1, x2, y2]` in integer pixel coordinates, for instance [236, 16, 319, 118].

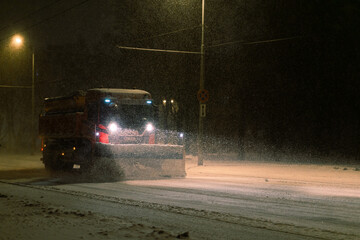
[31, 51, 35, 154]
[197, 0, 205, 166]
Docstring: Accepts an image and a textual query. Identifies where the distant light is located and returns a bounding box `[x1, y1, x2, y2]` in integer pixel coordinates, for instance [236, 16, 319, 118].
[73, 147, 76, 151]
[11, 35, 23, 47]
[104, 99, 111, 103]
[146, 100, 152, 104]
[12, 35, 23, 45]
[96, 132, 100, 136]
[171, 99, 174, 104]
[61, 153, 65, 156]
[108, 122, 118, 132]
[146, 123, 154, 132]
[179, 133, 184, 138]
[163, 100, 166, 105]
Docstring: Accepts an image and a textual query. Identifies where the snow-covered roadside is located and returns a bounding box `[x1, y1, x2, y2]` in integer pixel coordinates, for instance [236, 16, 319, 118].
[1, 153, 359, 240]
[0, 192, 188, 240]
[185, 155, 360, 188]
[0, 153, 43, 171]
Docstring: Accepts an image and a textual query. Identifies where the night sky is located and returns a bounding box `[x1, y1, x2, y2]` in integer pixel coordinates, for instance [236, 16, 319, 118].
[0, 0, 359, 160]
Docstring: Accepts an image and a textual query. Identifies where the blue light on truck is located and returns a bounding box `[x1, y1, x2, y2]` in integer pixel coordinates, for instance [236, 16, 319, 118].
[146, 100, 152, 104]
[104, 99, 111, 103]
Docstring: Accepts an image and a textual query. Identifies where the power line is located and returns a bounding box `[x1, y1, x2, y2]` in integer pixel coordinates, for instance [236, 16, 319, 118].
[0, 0, 94, 44]
[207, 36, 303, 49]
[132, 25, 201, 43]
[116, 36, 303, 55]
[0, 0, 64, 33]
[116, 45, 201, 55]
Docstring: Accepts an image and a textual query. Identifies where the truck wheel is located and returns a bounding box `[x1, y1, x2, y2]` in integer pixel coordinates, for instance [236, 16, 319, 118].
[53, 154, 74, 171]
[43, 150, 56, 171]
[45, 162, 73, 172]
[44, 161, 54, 171]
[43, 150, 73, 172]
[77, 140, 94, 172]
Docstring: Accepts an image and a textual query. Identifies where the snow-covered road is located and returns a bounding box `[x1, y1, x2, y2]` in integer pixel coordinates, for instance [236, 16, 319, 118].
[1, 155, 360, 239]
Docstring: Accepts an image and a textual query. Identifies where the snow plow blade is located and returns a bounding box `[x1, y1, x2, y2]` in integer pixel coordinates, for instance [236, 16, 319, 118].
[95, 143, 186, 180]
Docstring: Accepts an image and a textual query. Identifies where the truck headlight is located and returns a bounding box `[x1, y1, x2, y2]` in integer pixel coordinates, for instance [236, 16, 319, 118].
[146, 123, 154, 132]
[108, 122, 119, 133]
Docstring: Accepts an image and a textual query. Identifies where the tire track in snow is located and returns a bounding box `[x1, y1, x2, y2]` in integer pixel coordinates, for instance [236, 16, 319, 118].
[2, 180, 357, 240]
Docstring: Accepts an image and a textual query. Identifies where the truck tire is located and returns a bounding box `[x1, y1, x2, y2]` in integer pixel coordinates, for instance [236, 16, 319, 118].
[43, 145, 73, 172]
[44, 154, 73, 171]
[43, 148, 56, 171]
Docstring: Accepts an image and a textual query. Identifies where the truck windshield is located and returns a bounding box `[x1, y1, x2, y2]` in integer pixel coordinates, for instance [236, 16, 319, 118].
[100, 103, 154, 129]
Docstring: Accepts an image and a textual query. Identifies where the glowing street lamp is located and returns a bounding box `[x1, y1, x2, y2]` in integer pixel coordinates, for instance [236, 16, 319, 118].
[11, 35, 23, 48]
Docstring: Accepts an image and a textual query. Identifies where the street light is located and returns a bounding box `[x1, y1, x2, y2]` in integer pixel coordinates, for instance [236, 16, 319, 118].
[11, 35, 23, 48]
[11, 34, 36, 154]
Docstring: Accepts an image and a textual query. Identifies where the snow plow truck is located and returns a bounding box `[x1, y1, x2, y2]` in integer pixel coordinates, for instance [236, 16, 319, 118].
[39, 88, 186, 179]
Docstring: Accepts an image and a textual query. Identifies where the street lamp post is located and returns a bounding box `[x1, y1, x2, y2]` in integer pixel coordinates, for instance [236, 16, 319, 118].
[11, 35, 36, 154]
[197, 0, 205, 166]
[31, 51, 35, 154]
